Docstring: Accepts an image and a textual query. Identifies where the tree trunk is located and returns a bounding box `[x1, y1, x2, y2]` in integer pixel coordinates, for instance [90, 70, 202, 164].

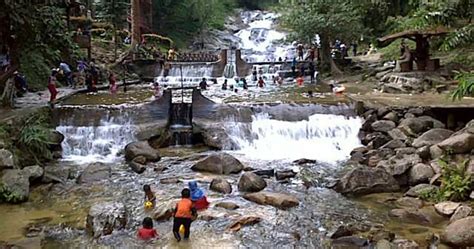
[320, 36, 342, 75]
[112, 0, 117, 62]
[131, 0, 141, 47]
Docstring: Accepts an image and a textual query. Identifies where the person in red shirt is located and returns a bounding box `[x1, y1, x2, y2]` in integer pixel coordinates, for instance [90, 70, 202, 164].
[257, 77, 265, 88]
[173, 188, 196, 242]
[48, 70, 59, 107]
[137, 217, 158, 240]
[188, 181, 209, 210]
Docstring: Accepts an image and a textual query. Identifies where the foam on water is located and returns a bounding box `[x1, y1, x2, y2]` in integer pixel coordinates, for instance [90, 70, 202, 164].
[226, 113, 362, 163]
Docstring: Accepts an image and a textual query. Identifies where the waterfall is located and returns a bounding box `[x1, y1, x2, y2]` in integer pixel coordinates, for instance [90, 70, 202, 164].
[56, 112, 135, 164]
[225, 113, 362, 164]
[155, 64, 214, 88]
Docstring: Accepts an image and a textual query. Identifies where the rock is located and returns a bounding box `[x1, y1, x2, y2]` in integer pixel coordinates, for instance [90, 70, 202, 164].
[215, 202, 239, 210]
[364, 133, 391, 149]
[398, 117, 436, 136]
[200, 124, 236, 150]
[405, 184, 438, 197]
[388, 128, 409, 142]
[412, 129, 454, 148]
[377, 107, 391, 118]
[382, 112, 399, 123]
[227, 216, 261, 232]
[378, 154, 422, 177]
[0, 169, 29, 203]
[275, 170, 297, 181]
[124, 141, 161, 162]
[404, 113, 415, 119]
[132, 155, 147, 165]
[450, 205, 472, 222]
[42, 166, 72, 183]
[332, 236, 370, 248]
[396, 197, 424, 209]
[77, 163, 111, 184]
[416, 146, 431, 160]
[376, 239, 392, 249]
[367, 155, 382, 167]
[293, 158, 317, 165]
[392, 239, 419, 249]
[470, 191, 474, 199]
[371, 120, 396, 133]
[418, 116, 445, 129]
[389, 206, 444, 225]
[6, 237, 44, 249]
[438, 133, 474, 154]
[48, 130, 65, 146]
[334, 167, 400, 195]
[129, 161, 145, 174]
[192, 153, 244, 175]
[22, 165, 44, 181]
[210, 178, 232, 194]
[160, 177, 180, 184]
[441, 216, 474, 247]
[408, 163, 434, 185]
[350, 151, 366, 164]
[238, 172, 266, 192]
[253, 169, 275, 177]
[430, 145, 444, 159]
[434, 202, 461, 216]
[153, 201, 176, 221]
[381, 139, 405, 149]
[86, 201, 127, 238]
[327, 225, 354, 239]
[361, 114, 377, 132]
[395, 147, 417, 156]
[243, 191, 299, 209]
[407, 107, 424, 116]
[0, 149, 14, 169]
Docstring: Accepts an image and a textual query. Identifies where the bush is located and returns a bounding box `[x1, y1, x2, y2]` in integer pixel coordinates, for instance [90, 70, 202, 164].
[17, 113, 54, 162]
[0, 184, 23, 203]
[451, 70, 474, 101]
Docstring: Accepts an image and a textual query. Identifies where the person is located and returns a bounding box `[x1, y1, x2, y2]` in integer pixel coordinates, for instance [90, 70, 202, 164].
[297, 44, 304, 60]
[137, 217, 158, 240]
[252, 67, 258, 81]
[85, 72, 96, 92]
[309, 62, 315, 84]
[77, 59, 88, 87]
[278, 57, 283, 62]
[13, 71, 27, 95]
[143, 184, 156, 208]
[296, 74, 304, 87]
[89, 59, 99, 87]
[59, 61, 73, 87]
[153, 82, 162, 98]
[163, 61, 171, 78]
[222, 79, 228, 90]
[109, 72, 117, 94]
[257, 77, 265, 88]
[47, 70, 59, 107]
[188, 181, 209, 210]
[242, 78, 248, 90]
[291, 58, 297, 77]
[173, 188, 196, 242]
[199, 78, 208, 90]
[329, 80, 346, 94]
[351, 42, 358, 56]
[300, 63, 306, 77]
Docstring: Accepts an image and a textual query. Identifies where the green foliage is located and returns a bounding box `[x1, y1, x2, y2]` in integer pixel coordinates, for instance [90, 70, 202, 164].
[441, 24, 474, 51]
[419, 158, 472, 202]
[379, 39, 416, 61]
[17, 114, 54, 162]
[451, 71, 474, 100]
[0, 184, 24, 203]
[237, 0, 279, 10]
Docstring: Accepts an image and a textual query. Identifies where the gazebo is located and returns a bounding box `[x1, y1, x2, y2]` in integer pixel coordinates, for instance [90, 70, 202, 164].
[377, 27, 449, 71]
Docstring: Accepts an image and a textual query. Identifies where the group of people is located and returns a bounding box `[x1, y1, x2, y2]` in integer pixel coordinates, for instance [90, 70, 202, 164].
[138, 181, 209, 242]
[176, 52, 219, 62]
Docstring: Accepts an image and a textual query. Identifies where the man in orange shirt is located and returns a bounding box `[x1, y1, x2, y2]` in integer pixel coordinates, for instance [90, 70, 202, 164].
[173, 188, 197, 242]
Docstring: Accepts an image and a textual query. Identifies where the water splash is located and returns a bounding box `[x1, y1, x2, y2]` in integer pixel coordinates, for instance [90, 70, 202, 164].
[226, 113, 362, 163]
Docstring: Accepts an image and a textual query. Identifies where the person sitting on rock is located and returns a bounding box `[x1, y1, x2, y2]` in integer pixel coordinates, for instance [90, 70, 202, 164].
[138, 217, 159, 240]
[173, 188, 197, 242]
[143, 184, 156, 209]
[188, 181, 209, 210]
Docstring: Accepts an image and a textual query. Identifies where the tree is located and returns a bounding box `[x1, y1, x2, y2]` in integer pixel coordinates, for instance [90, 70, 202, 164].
[281, 0, 365, 73]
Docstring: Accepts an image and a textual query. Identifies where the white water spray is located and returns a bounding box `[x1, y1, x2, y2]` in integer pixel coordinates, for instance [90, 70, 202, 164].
[226, 113, 362, 164]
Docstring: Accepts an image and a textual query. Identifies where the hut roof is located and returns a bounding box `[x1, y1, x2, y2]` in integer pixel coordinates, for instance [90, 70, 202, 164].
[377, 27, 449, 47]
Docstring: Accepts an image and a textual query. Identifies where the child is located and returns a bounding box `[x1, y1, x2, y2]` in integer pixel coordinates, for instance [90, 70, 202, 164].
[137, 217, 158, 240]
[188, 181, 209, 210]
[257, 77, 265, 88]
[109, 72, 117, 94]
[48, 70, 58, 107]
[173, 188, 196, 242]
[143, 184, 156, 208]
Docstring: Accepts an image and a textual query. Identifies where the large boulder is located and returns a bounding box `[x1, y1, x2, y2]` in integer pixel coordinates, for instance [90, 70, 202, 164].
[334, 167, 400, 195]
[210, 178, 232, 194]
[371, 120, 396, 133]
[437, 133, 474, 154]
[398, 116, 442, 136]
[238, 172, 266, 192]
[77, 163, 111, 184]
[243, 191, 299, 209]
[450, 205, 472, 222]
[192, 153, 244, 175]
[199, 124, 237, 150]
[48, 130, 65, 146]
[86, 201, 128, 238]
[124, 141, 161, 162]
[441, 216, 474, 247]
[0, 169, 29, 203]
[388, 128, 409, 142]
[0, 149, 14, 170]
[408, 163, 434, 185]
[412, 129, 454, 148]
[22, 165, 44, 181]
[378, 154, 422, 177]
[42, 165, 73, 183]
[389, 206, 444, 225]
[434, 201, 461, 216]
[405, 184, 438, 198]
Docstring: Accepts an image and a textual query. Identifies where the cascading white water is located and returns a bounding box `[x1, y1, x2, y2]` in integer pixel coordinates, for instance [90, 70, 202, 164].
[226, 113, 362, 164]
[155, 64, 214, 87]
[56, 115, 135, 164]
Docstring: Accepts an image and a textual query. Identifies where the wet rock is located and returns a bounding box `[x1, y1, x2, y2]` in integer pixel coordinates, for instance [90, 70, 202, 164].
[253, 169, 275, 177]
[361, 114, 377, 132]
[450, 205, 472, 222]
[389, 206, 444, 225]
[437, 133, 474, 154]
[124, 141, 161, 162]
[381, 139, 405, 149]
[293, 158, 317, 165]
[412, 129, 454, 148]
[407, 107, 424, 116]
[129, 161, 146, 174]
[366, 133, 391, 149]
[367, 155, 382, 167]
[153, 201, 176, 221]
[441, 216, 474, 247]
[378, 154, 421, 177]
[48, 130, 65, 146]
[42, 165, 72, 184]
[434, 201, 460, 216]
[350, 151, 366, 164]
[334, 167, 400, 195]
[408, 163, 434, 185]
[227, 216, 261, 232]
[398, 117, 437, 136]
[160, 177, 180, 184]
[375, 239, 392, 249]
[215, 202, 239, 210]
[6, 236, 44, 249]
[77, 163, 111, 184]
[199, 124, 236, 150]
[388, 128, 409, 142]
[210, 178, 232, 194]
[371, 120, 396, 133]
[396, 197, 424, 209]
[392, 239, 419, 249]
[192, 152, 244, 175]
[0, 149, 14, 169]
[395, 147, 416, 156]
[238, 172, 266, 192]
[0, 169, 29, 203]
[86, 201, 128, 238]
[382, 112, 399, 123]
[132, 155, 147, 165]
[405, 184, 438, 197]
[327, 225, 354, 239]
[244, 191, 299, 209]
[275, 170, 297, 181]
[416, 146, 431, 160]
[22, 165, 44, 181]
[332, 236, 370, 248]
[377, 107, 391, 118]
